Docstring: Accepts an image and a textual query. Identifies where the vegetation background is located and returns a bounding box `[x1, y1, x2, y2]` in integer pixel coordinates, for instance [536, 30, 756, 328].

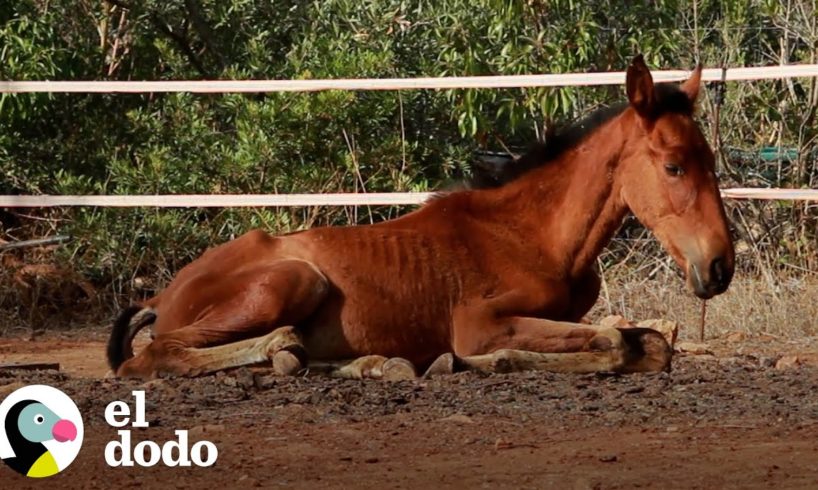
[0, 0, 815, 336]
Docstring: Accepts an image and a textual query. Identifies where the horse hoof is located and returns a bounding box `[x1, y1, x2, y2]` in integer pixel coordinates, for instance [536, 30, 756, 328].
[423, 353, 455, 378]
[618, 327, 673, 373]
[273, 350, 304, 376]
[382, 357, 416, 381]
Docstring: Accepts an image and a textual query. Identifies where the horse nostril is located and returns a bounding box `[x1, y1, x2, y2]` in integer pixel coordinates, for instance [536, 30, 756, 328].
[710, 257, 727, 287]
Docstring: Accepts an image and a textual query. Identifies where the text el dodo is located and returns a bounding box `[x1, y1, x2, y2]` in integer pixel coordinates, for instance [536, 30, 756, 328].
[104, 390, 218, 467]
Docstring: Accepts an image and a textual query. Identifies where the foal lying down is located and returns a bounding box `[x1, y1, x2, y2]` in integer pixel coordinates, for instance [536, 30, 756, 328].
[107, 55, 734, 380]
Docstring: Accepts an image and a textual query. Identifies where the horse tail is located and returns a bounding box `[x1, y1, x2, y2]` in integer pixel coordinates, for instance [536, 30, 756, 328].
[107, 304, 157, 372]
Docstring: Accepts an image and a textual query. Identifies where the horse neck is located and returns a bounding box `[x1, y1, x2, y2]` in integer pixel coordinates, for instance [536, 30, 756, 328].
[478, 114, 633, 279]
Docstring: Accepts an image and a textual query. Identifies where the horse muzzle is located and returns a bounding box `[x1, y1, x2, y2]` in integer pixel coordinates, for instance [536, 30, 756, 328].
[688, 255, 733, 299]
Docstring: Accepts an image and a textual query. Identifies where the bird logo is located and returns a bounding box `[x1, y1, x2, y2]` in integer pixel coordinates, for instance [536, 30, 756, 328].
[0, 385, 84, 478]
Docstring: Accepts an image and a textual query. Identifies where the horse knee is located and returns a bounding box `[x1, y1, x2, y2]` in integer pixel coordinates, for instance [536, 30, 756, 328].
[116, 353, 156, 379]
[117, 337, 194, 380]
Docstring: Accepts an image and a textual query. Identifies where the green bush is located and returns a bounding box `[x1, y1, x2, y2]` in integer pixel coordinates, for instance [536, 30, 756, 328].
[0, 0, 815, 304]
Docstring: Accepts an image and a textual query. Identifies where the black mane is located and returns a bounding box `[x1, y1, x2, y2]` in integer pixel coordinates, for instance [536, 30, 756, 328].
[468, 83, 694, 189]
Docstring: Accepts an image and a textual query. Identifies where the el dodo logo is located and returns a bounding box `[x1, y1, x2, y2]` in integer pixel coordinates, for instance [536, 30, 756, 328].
[104, 390, 217, 468]
[0, 385, 83, 478]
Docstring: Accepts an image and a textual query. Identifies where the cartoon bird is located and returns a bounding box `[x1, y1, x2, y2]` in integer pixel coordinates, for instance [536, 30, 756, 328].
[3, 399, 77, 478]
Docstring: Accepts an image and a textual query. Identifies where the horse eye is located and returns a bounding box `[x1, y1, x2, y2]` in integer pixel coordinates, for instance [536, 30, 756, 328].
[664, 164, 684, 177]
[34, 414, 45, 425]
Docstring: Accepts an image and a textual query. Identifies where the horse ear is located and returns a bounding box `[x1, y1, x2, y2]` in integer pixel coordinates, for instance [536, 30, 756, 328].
[626, 54, 656, 119]
[680, 62, 703, 103]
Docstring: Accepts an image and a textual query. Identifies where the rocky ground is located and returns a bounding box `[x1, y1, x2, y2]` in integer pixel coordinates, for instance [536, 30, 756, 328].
[1, 330, 818, 489]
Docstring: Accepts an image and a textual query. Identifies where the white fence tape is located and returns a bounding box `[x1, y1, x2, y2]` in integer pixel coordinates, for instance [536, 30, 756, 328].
[0, 188, 816, 208]
[2, 64, 818, 93]
[0, 193, 433, 208]
[719, 188, 818, 201]
[2, 64, 816, 206]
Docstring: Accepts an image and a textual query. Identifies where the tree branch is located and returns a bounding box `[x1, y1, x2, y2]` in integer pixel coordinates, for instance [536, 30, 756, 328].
[183, 0, 226, 70]
[149, 12, 211, 77]
[103, 0, 134, 11]
[104, 0, 212, 77]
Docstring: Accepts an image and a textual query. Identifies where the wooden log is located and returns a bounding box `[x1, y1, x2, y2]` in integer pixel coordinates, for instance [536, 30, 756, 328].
[0, 362, 60, 371]
[0, 235, 71, 251]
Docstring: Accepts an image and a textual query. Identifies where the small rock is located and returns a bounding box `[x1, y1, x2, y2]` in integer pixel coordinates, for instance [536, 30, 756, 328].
[724, 331, 747, 343]
[759, 357, 777, 369]
[254, 374, 278, 390]
[718, 356, 745, 367]
[364, 457, 380, 464]
[141, 378, 167, 390]
[775, 355, 800, 370]
[676, 342, 712, 355]
[233, 368, 255, 389]
[440, 414, 474, 424]
[494, 438, 513, 451]
[222, 376, 238, 387]
[599, 315, 633, 329]
[636, 319, 679, 348]
[140, 379, 178, 399]
[598, 454, 618, 463]
[242, 479, 260, 487]
[189, 424, 225, 437]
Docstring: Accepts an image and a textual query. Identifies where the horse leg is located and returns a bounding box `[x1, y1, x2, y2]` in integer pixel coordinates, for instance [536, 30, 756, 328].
[137, 325, 307, 377]
[451, 316, 671, 374]
[116, 259, 328, 379]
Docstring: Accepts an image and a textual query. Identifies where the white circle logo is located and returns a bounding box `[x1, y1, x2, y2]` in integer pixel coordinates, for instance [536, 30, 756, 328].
[0, 385, 84, 478]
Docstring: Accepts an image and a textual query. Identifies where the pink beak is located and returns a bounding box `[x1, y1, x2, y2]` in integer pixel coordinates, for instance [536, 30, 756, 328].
[52, 419, 77, 442]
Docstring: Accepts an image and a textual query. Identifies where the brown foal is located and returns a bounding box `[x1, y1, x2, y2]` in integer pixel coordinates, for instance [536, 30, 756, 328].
[108, 55, 734, 380]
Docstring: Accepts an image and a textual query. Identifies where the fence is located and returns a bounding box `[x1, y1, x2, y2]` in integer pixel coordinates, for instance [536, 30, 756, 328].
[2, 63, 818, 208]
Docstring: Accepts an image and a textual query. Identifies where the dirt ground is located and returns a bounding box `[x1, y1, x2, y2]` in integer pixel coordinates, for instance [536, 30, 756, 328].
[2, 330, 818, 489]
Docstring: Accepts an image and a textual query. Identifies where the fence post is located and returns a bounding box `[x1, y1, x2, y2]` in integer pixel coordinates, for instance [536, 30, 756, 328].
[709, 66, 727, 172]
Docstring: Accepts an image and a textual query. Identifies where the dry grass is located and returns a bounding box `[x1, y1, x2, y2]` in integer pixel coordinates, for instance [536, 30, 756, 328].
[3, 271, 816, 342]
[592, 220, 818, 341]
[590, 272, 818, 341]
[2, 242, 817, 342]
